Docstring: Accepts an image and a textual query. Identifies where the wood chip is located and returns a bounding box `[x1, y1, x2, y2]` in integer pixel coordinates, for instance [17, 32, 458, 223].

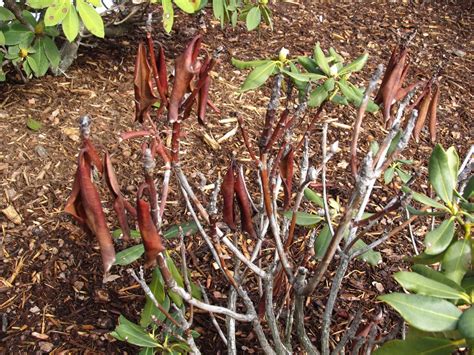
[2, 205, 21, 224]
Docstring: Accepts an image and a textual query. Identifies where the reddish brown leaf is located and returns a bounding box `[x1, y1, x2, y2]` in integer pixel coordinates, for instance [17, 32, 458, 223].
[234, 166, 256, 238]
[64, 170, 88, 226]
[82, 139, 103, 174]
[134, 42, 159, 123]
[280, 147, 294, 210]
[137, 184, 165, 268]
[197, 76, 211, 125]
[375, 45, 399, 105]
[78, 150, 116, 273]
[413, 89, 432, 143]
[428, 84, 440, 143]
[222, 161, 236, 230]
[382, 48, 408, 124]
[168, 35, 202, 123]
[157, 44, 169, 98]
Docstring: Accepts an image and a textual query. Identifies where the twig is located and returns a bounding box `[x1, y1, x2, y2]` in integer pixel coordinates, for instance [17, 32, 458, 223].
[331, 308, 364, 355]
[321, 123, 335, 237]
[201, 285, 228, 346]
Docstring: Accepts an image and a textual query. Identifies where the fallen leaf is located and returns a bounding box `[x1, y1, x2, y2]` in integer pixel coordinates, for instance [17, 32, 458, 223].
[61, 127, 80, 142]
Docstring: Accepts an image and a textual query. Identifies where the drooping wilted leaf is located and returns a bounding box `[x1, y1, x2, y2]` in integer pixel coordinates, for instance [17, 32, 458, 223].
[134, 42, 159, 123]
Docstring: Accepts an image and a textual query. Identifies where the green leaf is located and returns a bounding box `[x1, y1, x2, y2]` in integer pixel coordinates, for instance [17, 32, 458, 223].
[304, 188, 324, 208]
[384, 166, 395, 184]
[4, 24, 31, 45]
[462, 275, 474, 294]
[44, 0, 70, 26]
[139, 348, 156, 355]
[406, 206, 445, 217]
[458, 307, 474, 340]
[339, 53, 368, 76]
[174, 0, 200, 13]
[26, 117, 42, 131]
[0, 32, 5, 46]
[373, 337, 459, 355]
[308, 85, 328, 107]
[42, 36, 60, 68]
[260, 4, 273, 30]
[279, 69, 326, 82]
[112, 229, 141, 239]
[429, 145, 455, 204]
[240, 61, 276, 92]
[445, 147, 459, 189]
[328, 47, 343, 63]
[166, 254, 184, 307]
[330, 94, 348, 106]
[246, 6, 261, 31]
[408, 251, 445, 265]
[140, 268, 167, 327]
[411, 264, 467, 293]
[76, 0, 104, 38]
[113, 315, 160, 348]
[26, 55, 40, 76]
[231, 58, 271, 70]
[424, 218, 456, 255]
[314, 223, 332, 259]
[378, 293, 462, 332]
[0, 7, 15, 21]
[21, 10, 37, 27]
[86, 0, 101, 7]
[113, 244, 145, 266]
[442, 239, 471, 285]
[314, 42, 330, 76]
[164, 221, 198, 239]
[162, 0, 174, 33]
[402, 187, 448, 211]
[463, 176, 474, 200]
[396, 168, 412, 184]
[297, 56, 321, 73]
[351, 239, 382, 266]
[394, 271, 469, 301]
[323, 77, 335, 91]
[62, 5, 80, 42]
[31, 39, 49, 76]
[27, 0, 54, 9]
[282, 211, 324, 226]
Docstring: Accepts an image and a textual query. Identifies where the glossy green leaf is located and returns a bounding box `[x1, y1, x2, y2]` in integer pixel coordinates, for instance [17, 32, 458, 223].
[442, 239, 471, 285]
[140, 268, 166, 327]
[330, 94, 348, 106]
[76, 0, 104, 38]
[458, 307, 474, 339]
[42, 36, 60, 68]
[112, 229, 141, 239]
[314, 42, 330, 76]
[260, 4, 273, 30]
[240, 61, 276, 92]
[373, 337, 459, 355]
[246, 6, 261, 31]
[113, 315, 160, 347]
[339, 52, 368, 76]
[394, 271, 469, 301]
[0, 32, 5, 46]
[282, 211, 324, 226]
[113, 244, 144, 265]
[408, 251, 445, 265]
[429, 145, 455, 204]
[304, 188, 324, 208]
[308, 85, 328, 107]
[378, 293, 462, 332]
[323, 77, 335, 91]
[62, 5, 80, 42]
[26, 55, 40, 76]
[314, 223, 331, 259]
[44, 0, 70, 26]
[411, 264, 467, 293]
[406, 206, 445, 217]
[139, 348, 156, 355]
[0, 7, 14, 20]
[462, 275, 474, 294]
[21, 10, 37, 26]
[26, 117, 42, 131]
[424, 217, 456, 255]
[162, 0, 174, 33]
[396, 168, 412, 184]
[164, 221, 198, 239]
[288, 62, 307, 93]
[231, 58, 271, 70]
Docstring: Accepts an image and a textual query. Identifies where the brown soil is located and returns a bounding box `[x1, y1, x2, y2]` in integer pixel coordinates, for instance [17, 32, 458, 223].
[1, 1, 473, 353]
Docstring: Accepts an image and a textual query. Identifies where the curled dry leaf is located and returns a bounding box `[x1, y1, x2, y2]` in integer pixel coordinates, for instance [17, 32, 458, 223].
[222, 161, 236, 230]
[428, 84, 440, 143]
[198, 75, 211, 125]
[65, 150, 116, 273]
[82, 138, 103, 174]
[413, 88, 432, 143]
[235, 166, 257, 238]
[168, 35, 202, 123]
[137, 184, 165, 268]
[134, 42, 159, 123]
